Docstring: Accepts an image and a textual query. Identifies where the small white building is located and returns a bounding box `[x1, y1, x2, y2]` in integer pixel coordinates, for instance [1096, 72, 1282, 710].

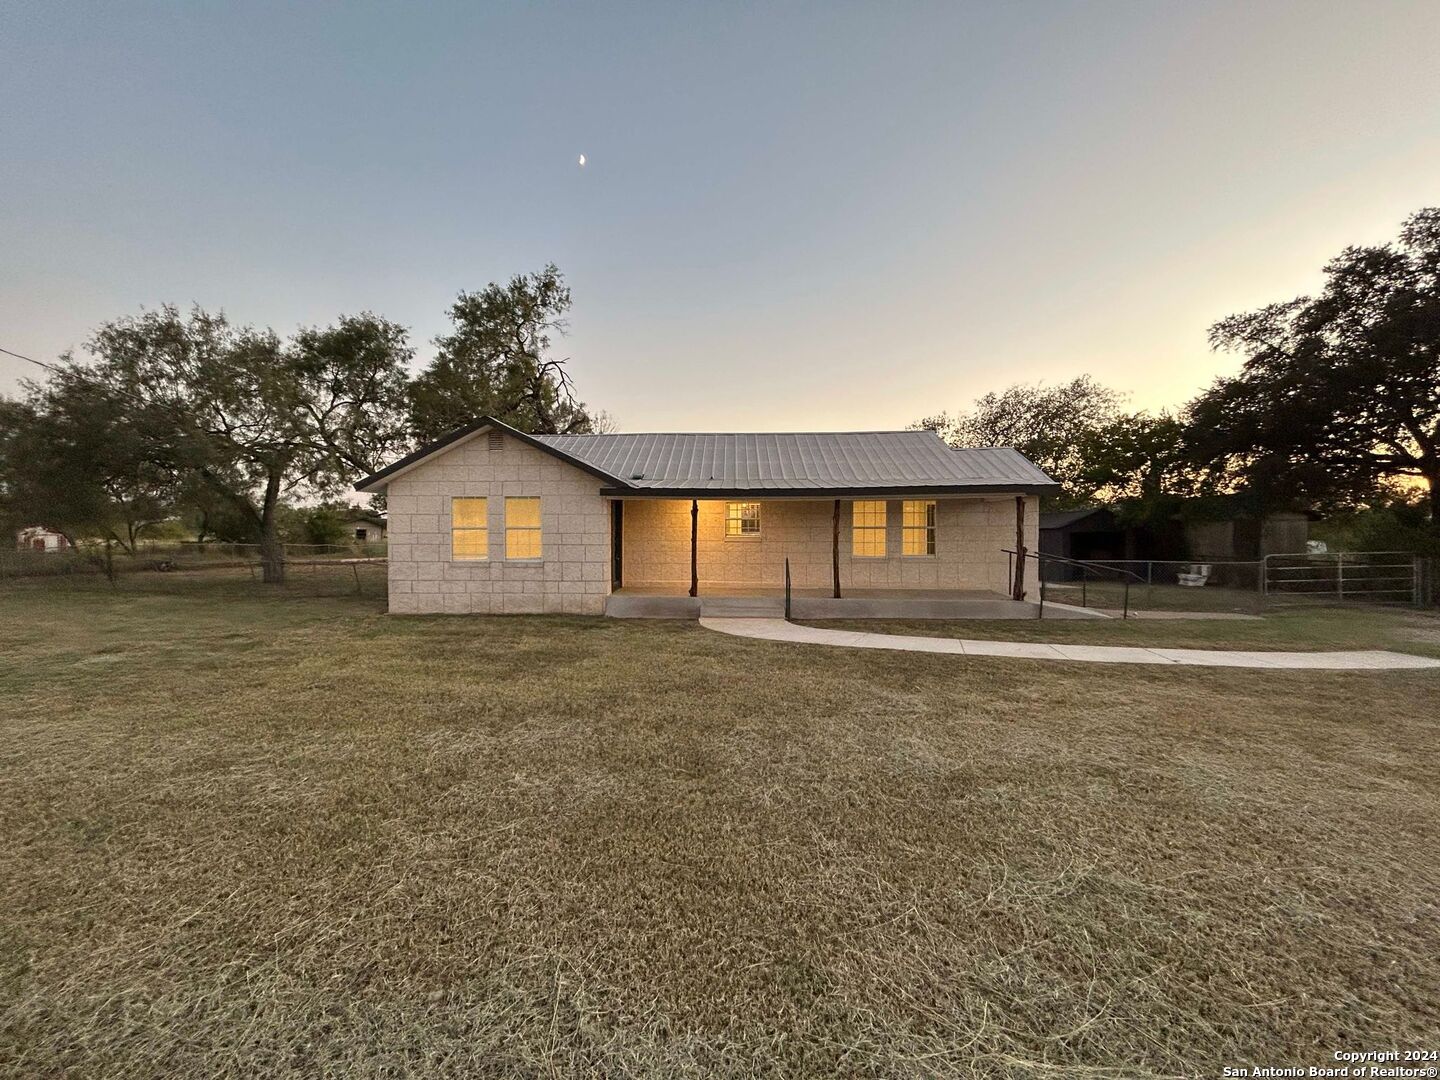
[16, 527, 70, 552]
[356, 418, 1056, 618]
[339, 511, 387, 543]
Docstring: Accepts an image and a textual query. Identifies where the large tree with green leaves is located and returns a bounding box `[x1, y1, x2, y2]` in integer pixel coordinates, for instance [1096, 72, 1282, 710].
[83, 305, 412, 582]
[408, 264, 599, 440]
[1188, 207, 1440, 523]
[915, 376, 1122, 506]
[0, 367, 179, 553]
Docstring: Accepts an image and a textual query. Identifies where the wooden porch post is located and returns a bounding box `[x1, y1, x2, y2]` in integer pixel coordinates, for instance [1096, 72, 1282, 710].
[1011, 495, 1027, 601]
[689, 499, 699, 598]
[832, 499, 842, 598]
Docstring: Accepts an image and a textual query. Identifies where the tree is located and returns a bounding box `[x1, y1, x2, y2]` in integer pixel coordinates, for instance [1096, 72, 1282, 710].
[84, 305, 411, 582]
[0, 367, 178, 554]
[915, 376, 1122, 505]
[408, 264, 599, 440]
[1076, 411, 1189, 503]
[1189, 207, 1440, 524]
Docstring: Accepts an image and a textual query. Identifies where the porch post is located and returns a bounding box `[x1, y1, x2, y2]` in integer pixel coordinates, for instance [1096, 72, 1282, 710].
[689, 499, 699, 598]
[832, 499, 842, 598]
[1012, 494, 1027, 601]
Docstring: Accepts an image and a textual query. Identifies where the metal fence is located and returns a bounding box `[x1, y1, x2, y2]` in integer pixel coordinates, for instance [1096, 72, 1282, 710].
[1263, 551, 1428, 607]
[1030, 552, 1433, 614]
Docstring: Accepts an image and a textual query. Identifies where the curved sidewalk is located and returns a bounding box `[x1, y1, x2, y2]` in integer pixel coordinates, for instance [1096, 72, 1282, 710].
[699, 617, 1440, 671]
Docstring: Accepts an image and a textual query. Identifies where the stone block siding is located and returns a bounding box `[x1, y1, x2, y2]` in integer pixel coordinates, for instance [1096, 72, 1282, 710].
[621, 496, 1038, 595]
[383, 431, 610, 615]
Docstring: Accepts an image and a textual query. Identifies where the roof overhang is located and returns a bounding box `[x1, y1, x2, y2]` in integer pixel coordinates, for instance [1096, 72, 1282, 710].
[355, 416, 631, 493]
[601, 484, 1059, 499]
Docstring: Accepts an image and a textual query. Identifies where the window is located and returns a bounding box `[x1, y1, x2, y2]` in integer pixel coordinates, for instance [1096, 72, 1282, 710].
[903, 500, 936, 556]
[451, 497, 488, 560]
[505, 496, 542, 559]
[852, 500, 887, 557]
[725, 501, 761, 537]
[354, 528, 367, 541]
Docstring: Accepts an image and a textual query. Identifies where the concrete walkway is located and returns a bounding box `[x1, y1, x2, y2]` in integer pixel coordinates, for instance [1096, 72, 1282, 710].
[699, 617, 1440, 671]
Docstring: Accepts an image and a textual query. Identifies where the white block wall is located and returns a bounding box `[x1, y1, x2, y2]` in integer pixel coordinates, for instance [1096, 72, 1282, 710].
[621, 496, 1039, 595]
[383, 432, 611, 615]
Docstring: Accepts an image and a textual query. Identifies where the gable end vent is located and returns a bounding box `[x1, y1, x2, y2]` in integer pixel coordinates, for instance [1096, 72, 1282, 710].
[488, 432, 504, 451]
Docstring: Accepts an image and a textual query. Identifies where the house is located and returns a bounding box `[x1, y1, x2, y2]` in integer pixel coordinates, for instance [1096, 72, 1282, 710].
[15, 527, 70, 552]
[356, 417, 1058, 617]
[339, 510, 387, 543]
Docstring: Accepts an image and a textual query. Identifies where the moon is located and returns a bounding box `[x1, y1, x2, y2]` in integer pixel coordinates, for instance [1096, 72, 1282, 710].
[578, 154, 586, 167]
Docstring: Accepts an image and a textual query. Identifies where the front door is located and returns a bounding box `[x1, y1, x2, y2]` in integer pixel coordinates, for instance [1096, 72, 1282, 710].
[611, 501, 624, 588]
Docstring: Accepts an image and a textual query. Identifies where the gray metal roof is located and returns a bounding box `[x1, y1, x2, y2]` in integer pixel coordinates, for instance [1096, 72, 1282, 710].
[534, 430, 1056, 492]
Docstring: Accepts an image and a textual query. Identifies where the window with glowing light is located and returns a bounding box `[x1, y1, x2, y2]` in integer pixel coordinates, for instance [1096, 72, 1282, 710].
[852, 500, 887, 557]
[451, 497, 489, 560]
[505, 497, 543, 559]
[903, 500, 936, 556]
[725, 501, 761, 537]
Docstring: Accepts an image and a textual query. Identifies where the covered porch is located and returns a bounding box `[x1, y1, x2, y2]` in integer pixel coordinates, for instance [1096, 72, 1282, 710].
[606, 493, 1058, 619]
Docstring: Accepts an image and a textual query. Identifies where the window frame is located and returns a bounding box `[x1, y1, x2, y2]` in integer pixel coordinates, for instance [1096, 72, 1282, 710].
[724, 501, 762, 539]
[851, 500, 888, 558]
[504, 496, 543, 560]
[902, 500, 937, 557]
[450, 497, 489, 561]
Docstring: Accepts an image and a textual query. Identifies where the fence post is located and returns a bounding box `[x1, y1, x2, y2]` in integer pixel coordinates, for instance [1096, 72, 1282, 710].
[1336, 552, 1345, 600]
[1415, 555, 1424, 609]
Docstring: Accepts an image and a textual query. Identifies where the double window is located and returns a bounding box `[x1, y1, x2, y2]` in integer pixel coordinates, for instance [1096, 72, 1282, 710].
[725, 501, 761, 537]
[450, 496, 543, 560]
[852, 500, 887, 557]
[903, 500, 936, 556]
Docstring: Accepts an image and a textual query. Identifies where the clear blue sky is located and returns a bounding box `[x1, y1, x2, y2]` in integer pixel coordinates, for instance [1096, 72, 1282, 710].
[3, 1, 1438, 430]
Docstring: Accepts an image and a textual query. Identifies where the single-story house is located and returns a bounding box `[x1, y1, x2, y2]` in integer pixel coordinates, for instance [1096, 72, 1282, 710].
[15, 527, 70, 552]
[356, 417, 1058, 616]
[339, 510, 387, 543]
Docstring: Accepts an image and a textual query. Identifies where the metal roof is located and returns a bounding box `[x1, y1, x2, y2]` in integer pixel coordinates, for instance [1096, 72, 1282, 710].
[535, 430, 1056, 493]
[356, 417, 1058, 495]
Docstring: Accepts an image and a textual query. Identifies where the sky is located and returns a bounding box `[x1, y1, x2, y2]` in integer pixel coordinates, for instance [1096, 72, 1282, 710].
[3, 1, 1439, 432]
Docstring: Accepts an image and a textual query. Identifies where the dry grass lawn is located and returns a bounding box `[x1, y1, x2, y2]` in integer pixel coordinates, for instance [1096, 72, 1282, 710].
[2, 570, 1438, 1077]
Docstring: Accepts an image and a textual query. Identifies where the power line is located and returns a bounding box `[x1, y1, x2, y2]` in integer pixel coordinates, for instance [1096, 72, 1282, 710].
[0, 345, 60, 374]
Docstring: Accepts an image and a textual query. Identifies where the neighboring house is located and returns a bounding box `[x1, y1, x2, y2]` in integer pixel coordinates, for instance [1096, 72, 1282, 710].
[340, 510, 387, 543]
[15, 527, 70, 552]
[357, 417, 1057, 616]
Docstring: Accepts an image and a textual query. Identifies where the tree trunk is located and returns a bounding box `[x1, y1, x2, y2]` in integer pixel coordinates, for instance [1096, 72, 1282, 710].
[259, 473, 285, 584]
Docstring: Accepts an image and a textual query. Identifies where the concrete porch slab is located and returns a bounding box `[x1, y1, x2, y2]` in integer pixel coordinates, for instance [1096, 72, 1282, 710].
[606, 585, 1106, 620]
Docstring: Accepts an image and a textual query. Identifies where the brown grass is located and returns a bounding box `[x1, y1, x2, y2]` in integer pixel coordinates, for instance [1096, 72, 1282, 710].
[2, 571, 1438, 1077]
